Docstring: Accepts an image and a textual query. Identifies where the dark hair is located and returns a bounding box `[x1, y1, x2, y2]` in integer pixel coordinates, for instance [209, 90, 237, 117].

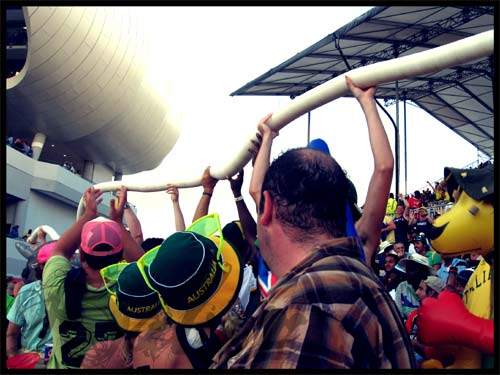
[141, 237, 164, 251]
[385, 253, 399, 264]
[259, 148, 348, 240]
[81, 248, 123, 270]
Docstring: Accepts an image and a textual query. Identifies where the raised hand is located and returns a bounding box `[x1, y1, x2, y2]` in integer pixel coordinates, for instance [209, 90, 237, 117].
[166, 185, 180, 203]
[110, 186, 127, 222]
[83, 186, 104, 220]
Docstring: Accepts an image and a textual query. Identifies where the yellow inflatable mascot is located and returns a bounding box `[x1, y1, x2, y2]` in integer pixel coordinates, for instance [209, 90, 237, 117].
[415, 163, 494, 369]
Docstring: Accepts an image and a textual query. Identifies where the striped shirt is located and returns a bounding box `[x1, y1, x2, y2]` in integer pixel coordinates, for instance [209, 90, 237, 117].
[211, 237, 416, 369]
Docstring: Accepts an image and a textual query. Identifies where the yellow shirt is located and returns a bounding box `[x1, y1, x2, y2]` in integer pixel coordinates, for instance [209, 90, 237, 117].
[462, 258, 491, 319]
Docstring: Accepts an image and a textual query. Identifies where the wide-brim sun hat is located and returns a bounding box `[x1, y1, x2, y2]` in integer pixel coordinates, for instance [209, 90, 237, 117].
[101, 261, 166, 332]
[378, 241, 394, 254]
[140, 230, 242, 327]
[397, 253, 437, 275]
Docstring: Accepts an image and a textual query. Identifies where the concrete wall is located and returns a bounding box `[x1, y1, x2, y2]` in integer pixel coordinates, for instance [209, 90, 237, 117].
[5, 146, 139, 277]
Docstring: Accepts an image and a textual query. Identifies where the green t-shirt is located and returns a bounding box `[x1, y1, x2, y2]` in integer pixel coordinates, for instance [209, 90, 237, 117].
[6, 294, 14, 314]
[426, 250, 442, 268]
[42, 255, 123, 369]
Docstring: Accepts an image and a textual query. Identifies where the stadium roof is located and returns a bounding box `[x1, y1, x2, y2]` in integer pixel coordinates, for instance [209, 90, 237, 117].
[231, 6, 495, 158]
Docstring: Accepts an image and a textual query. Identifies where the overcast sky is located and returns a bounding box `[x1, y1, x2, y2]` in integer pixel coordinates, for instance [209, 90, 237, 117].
[122, 6, 480, 240]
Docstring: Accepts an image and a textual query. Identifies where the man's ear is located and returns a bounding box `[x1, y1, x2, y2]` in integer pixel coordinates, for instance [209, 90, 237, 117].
[260, 191, 274, 226]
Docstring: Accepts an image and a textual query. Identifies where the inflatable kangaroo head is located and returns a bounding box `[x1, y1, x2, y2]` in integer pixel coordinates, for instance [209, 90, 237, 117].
[428, 163, 493, 257]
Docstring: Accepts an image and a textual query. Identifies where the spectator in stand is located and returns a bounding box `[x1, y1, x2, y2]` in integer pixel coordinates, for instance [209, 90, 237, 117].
[13, 280, 25, 298]
[394, 253, 436, 320]
[13, 138, 25, 152]
[394, 241, 407, 259]
[408, 191, 422, 209]
[381, 215, 396, 243]
[427, 180, 446, 202]
[415, 276, 445, 302]
[7, 241, 55, 368]
[411, 275, 446, 365]
[211, 76, 415, 369]
[406, 227, 419, 255]
[382, 254, 406, 296]
[372, 241, 399, 279]
[132, 225, 246, 369]
[412, 234, 441, 270]
[412, 234, 428, 257]
[435, 180, 450, 202]
[386, 193, 397, 219]
[42, 186, 144, 369]
[384, 251, 398, 273]
[408, 207, 433, 238]
[21, 139, 32, 156]
[393, 196, 410, 250]
[374, 241, 395, 279]
[436, 256, 468, 284]
[6, 278, 17, 315]
[9, 225, 20, 238]
[426, 247, 442, 272]
[80, 261, 169, 369]
[421, 189, 432, 207]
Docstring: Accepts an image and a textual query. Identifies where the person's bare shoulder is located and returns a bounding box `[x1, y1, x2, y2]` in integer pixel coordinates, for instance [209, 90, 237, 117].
[81, 336, 129, 369]
[133, 326, 192, 369]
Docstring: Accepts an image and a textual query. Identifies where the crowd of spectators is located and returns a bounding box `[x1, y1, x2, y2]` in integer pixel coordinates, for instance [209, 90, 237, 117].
[5, 78, 493, 370]
[7, 136, 32, 157]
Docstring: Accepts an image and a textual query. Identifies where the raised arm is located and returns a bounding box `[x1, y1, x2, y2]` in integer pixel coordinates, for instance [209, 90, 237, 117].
[381, 216, 396, 237]
[346, 76, 394, 265]
[426, 180, 437, 193]
[117, 189, 144, 245]
[408, 210, 418, 226]
[399, 194, 410, 221]
[166, 185, 186, 231]
[192, 166, 219, 223]
[109, 186, 144, 262]
[249, 113, 278, 210]
[228, 169, 258, 266]
[51, 186, 103, 259]
[6, 322, 22, 358]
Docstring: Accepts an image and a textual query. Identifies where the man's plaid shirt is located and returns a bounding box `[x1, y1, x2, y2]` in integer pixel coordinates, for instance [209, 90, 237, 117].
[211, 237, 416, 369]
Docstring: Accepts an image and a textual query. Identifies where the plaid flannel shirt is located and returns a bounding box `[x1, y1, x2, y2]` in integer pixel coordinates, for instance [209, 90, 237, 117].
[211, 237, 416, 369]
